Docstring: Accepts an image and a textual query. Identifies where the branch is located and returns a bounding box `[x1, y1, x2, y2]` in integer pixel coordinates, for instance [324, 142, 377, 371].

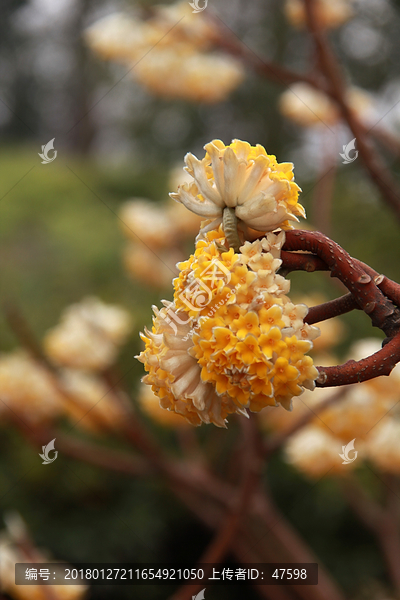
[211, 15, 324, 90]
[170, 418, 261, 600]
[302, 0, 400, 223]
[342, 476, 400, 593]
[280, 230, 400, 386]
[305, 293, 360, 324]
[283, 230, 400, 337]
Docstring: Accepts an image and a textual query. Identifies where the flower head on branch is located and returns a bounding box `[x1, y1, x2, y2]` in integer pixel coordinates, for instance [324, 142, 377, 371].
[138, 193, 319, 427]
[170, 139, 305, 235]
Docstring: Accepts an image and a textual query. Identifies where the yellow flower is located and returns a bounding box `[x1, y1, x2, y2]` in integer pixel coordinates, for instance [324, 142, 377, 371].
[271, 357, 300, 387]
[139, 227, 319, 425]
[232, 311, 260, 339]
[259, 328, 287, 358]
[134, 50, 244, 104]
[366, 419, 400, 474]
[170, 139, 305, 233]
[285, 425, 349, 478]
[85, 3, 244, 104]
[44, 297, 132, 371]
[119, 199, 177, 247]
[0, 351, 63, 426]
[259, 305, 286, 332]
[279, 83, 372, 128]
[284, 0, 354, 30]
[0, 513, 87, 600]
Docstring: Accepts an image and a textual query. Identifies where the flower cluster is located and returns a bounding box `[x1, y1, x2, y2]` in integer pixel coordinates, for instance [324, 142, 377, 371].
[120, 197, 201, 289]
[0, 351, 63, 426]
[138, 224, 319, 427]
[170, 139, 305, 236]
[85, 2, 244, 103]
[279, 84, 373, 128]
[284, 0, 354, 29]
[0, 513, 87, 600]
[44, 297, 132, 371]
[0, 298, 132, 432]
[274, 338, 400, 477]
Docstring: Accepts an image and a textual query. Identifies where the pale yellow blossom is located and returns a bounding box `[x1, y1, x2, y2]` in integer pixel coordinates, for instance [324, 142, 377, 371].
[170, 139, 305, 234]
[285, 0, 354, 30]
[279, 84, 373, 128]
[138, 228, 319, 425]
[44, 297, 132, 371]
[285, 425, 352, 478]
[0, 351, 62, 425]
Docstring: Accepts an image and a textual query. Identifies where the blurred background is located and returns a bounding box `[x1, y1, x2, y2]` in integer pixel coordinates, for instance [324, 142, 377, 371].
[1, 0, 400, 599]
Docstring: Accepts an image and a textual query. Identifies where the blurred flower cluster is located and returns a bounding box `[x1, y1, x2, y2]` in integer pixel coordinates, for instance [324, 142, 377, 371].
[262, 337, 400, 478]
[119, 194, 201, 289]
[0, 298, 132, 433]
[284, 0, 354, 30]
[279, 84, 373, 129]
[0, 512, 87, 600]
[138, 139, 320, 427]
[85, 1, 244, 103]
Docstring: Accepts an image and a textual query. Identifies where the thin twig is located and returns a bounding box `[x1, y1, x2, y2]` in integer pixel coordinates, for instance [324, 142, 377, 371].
[303, 0, 400, 223]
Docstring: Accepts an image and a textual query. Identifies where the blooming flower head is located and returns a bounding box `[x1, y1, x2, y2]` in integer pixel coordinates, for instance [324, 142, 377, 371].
[134, 50, 244, 104]
[44, 297, 132, 371]
[59, 369, 126, 433]
[85, 3, 244, 104]
[119, 199, 177, 248]
[138, 227, 319, 426]
[366, 419, 400, 474]
[123, 243, 180, 289]
[170, 139, 305, 234]
[285, 425, 351, 478]
[0, 351, 63, 425]
[285, 0, 354, 30]
[279, 84, 373, 128]
[0, 513, 87, 600]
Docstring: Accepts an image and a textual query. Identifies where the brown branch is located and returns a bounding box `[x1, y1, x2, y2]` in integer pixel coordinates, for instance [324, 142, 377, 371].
[302, 0, 400, 223]
[283, 230, 400, 338]
[342, 477, 400, 593]
[209, 6, 400, 170]
[279, 229, 400, 386]
[170, 418, 261, 600]
[280, 250, 328, 274]
[304, 293, 360, 324]
[211, 15, 324, 90]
